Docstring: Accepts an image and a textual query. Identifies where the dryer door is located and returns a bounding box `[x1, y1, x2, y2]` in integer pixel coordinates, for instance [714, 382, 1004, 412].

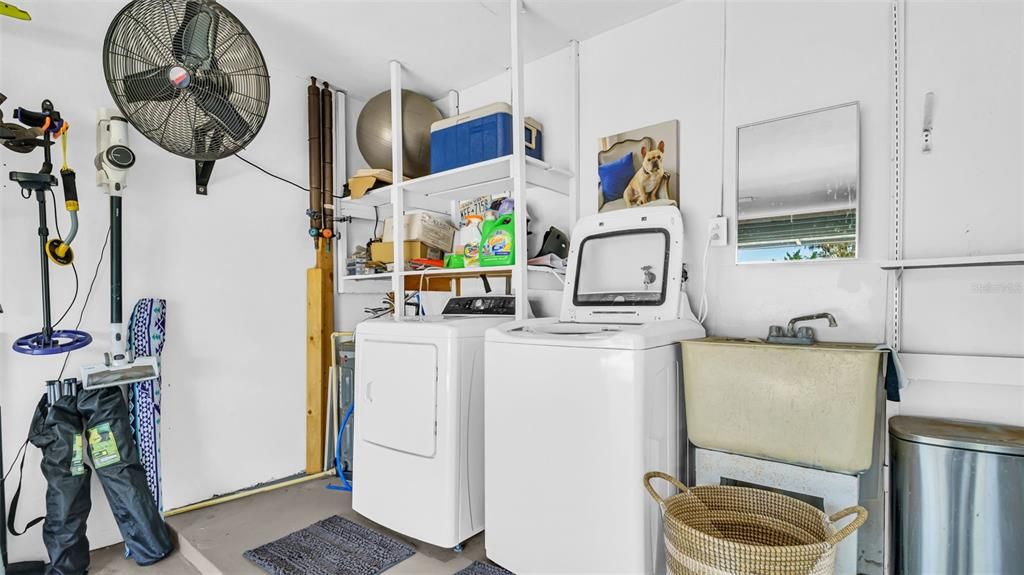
[360, 340, 438, 457]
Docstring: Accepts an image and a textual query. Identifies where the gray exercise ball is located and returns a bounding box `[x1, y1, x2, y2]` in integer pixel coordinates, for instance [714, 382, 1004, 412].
[357, 89, 442, 179]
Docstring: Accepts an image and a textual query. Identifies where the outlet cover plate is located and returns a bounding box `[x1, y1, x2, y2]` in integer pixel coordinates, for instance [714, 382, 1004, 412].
[709, 216, 728, 247]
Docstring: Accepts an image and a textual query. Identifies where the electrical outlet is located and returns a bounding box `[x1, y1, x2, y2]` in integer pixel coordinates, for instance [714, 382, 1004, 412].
[708, 216, 728, 247]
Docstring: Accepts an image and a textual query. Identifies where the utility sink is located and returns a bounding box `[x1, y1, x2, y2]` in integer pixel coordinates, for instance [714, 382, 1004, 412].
[682, 337, 884, 474]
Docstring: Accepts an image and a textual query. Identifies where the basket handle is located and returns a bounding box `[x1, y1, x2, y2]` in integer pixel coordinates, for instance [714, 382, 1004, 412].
[643, 471, 690, 507]
[826, 505, 868, 546]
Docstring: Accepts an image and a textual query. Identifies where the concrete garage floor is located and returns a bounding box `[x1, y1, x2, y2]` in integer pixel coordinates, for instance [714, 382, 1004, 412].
[91, 545, 199, 574]
[90, 477, 488, 574]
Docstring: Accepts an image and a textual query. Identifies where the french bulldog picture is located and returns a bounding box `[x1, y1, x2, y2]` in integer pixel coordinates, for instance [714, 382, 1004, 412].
[623, 140, 666, 208]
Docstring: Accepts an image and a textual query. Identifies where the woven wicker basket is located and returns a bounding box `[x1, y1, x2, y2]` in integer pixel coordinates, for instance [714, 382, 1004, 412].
[643, 471, 867, 575]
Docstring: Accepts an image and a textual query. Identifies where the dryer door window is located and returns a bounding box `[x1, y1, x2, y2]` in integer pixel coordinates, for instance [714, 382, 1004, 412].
[360, 340, 438, 457]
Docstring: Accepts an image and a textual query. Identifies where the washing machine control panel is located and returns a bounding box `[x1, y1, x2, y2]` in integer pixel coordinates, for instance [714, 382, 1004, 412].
[442, 296, 516, 316]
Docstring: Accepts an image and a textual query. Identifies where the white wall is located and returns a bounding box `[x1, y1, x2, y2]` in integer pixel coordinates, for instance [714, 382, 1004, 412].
[466, 0, 1021, 427]
[0, 1, 363, 561]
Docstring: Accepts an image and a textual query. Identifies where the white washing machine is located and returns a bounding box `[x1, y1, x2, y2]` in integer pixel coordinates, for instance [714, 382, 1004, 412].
[485, 207, 706, 574]
[353, 295, 517, 549]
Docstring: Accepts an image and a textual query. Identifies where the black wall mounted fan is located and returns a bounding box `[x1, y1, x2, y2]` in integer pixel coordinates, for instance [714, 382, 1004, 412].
[102, 0, 270, 194]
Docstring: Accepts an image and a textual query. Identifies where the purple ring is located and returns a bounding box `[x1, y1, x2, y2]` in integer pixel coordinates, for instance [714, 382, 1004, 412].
[12, 330, 93, 356]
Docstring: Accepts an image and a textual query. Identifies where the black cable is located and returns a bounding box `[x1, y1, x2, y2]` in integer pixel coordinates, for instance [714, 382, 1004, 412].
[234, 153, 309, 192]
[48, 188, 79, 328]
[56, 226, 110, 381]
[2, 441, 27, 482]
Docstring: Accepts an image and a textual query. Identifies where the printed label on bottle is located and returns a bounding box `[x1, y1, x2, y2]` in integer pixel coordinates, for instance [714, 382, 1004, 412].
[486, 230, 512, 257]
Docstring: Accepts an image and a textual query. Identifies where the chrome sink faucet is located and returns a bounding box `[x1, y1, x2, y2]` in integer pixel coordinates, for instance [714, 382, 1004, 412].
[767, 313, 838, 345]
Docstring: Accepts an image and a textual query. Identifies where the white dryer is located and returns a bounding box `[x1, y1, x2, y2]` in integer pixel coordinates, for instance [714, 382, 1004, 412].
[484, 207, 706, 574]
[353, 296, 517, 550]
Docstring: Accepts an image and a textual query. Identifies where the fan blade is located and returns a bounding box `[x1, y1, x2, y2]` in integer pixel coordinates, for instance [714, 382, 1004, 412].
[180, 5, 217, 66]
[123, 67, 178, 103]
[172, 0, 201, 63]
[192, 87, 250, 142]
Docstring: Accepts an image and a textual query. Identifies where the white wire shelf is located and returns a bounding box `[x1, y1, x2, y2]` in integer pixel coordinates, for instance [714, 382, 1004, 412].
[338, 156, 573, 219]
[880, 253, 1024, 270]
[339, 265, 564, 281]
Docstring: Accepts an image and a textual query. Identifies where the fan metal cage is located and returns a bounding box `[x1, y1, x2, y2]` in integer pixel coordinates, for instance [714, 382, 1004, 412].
[103, 0, 269, 161]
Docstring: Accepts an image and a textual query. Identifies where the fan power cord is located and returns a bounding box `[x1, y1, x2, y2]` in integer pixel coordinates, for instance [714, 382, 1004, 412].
[698, 231, 713, 325]
[56, 226, 111, 380]
[234, 154, 309, 192]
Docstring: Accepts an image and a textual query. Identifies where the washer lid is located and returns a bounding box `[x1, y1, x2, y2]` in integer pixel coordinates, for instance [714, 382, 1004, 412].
[889, 416, 1024, 456]
[356, 315, 511, 339]
[561, 206, 686, 324]
[487, 317, 706, 350]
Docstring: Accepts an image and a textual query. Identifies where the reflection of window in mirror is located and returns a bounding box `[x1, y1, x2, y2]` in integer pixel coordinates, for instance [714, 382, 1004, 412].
[736, 102, 860, 263]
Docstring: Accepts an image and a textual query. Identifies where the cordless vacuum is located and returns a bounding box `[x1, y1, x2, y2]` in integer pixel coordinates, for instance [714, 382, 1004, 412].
[80, 109, 158, 390]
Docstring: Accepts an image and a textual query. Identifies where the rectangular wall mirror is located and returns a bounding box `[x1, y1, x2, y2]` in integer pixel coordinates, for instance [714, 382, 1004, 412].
[736, 102, 860, 263]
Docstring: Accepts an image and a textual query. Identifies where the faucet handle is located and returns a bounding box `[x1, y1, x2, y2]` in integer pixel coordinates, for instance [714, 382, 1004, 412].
[768, 325, 785, 338]
[796, 326, 815, 341]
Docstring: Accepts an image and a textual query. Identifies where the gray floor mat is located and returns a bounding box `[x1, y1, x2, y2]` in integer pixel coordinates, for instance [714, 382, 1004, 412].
[243, 515, 415, 575]
[454, 560, 515, 575]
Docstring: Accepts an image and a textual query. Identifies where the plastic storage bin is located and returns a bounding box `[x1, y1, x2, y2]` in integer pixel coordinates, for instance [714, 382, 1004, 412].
[430, 103, 542, 173]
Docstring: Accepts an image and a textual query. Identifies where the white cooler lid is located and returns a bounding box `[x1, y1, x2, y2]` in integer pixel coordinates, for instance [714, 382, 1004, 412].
[561, 206, 687, 324]
[431, 102, 542, 132]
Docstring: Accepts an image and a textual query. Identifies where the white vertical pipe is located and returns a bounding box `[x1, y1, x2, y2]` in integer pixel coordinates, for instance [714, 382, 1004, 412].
[335, 88, 349, 289]
[568, 39, 580, 230]
[448, 90, 460, 117]
[509, 0, 528, 320]
[447, 90, 461, 233]
[390, 61, 406, 317]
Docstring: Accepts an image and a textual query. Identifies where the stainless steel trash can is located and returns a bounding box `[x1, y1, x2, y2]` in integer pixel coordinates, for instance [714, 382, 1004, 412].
[890, 416, 1024, 574]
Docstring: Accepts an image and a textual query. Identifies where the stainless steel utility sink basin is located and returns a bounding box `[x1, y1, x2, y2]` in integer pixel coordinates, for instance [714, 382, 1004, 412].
[682, 338, 884, 474]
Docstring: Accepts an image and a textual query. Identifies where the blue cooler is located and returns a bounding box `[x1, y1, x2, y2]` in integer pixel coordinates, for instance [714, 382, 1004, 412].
[430, 103, 543, 173]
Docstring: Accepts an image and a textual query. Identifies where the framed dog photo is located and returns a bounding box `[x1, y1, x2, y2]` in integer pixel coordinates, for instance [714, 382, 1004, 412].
[597, 120, 679, 213]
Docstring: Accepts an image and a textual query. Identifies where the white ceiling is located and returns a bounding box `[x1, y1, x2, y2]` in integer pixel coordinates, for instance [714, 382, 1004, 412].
[2, 0, 677, 102]
[229, 0, 680, 100]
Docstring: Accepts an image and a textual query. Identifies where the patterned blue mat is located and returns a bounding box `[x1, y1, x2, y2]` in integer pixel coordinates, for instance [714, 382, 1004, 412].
[244, 516, 415, 575]
[455, 561, 515, 575]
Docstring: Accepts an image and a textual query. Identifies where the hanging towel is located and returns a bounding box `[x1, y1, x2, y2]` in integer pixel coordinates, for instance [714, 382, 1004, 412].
[875, 344, 906, 402]
[128, 298, 167, 510]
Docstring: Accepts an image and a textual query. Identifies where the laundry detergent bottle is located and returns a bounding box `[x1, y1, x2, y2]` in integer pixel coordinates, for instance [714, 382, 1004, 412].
[480, 213, 516, 267]
[462, 214, 484, 267]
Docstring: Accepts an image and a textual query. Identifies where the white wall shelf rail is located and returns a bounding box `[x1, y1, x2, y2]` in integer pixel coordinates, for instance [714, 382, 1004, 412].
[881, 253, 1024, 271]
[900, 352, 1024, 388]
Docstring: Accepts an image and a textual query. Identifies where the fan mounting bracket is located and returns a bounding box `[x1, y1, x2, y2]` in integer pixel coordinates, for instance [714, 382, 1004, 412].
[195, 159, 215, 195]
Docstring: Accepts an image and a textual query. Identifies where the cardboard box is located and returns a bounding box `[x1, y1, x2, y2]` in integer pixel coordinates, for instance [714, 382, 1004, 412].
[382, 211, 457, 252]
[347, 168, 392, 200]
[370, 241, 443, 265]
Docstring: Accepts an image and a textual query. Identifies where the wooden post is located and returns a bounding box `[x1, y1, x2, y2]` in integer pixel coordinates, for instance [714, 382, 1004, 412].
[306, 79, 335, 474]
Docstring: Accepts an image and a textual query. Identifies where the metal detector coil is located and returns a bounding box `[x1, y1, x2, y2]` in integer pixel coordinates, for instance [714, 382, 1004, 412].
[13, 331, 92, 356]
